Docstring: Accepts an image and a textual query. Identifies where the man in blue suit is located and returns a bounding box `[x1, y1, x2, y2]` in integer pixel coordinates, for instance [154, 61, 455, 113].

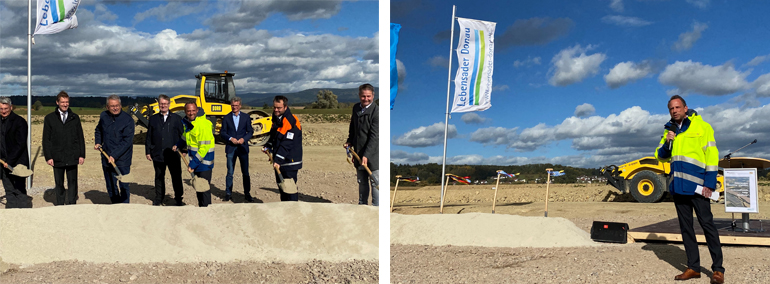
[220, 97, 254, 202]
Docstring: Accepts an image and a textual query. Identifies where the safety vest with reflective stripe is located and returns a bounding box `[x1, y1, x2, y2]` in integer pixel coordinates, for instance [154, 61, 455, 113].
[655, 113, 718, 195]
[184, 115, 215, 172]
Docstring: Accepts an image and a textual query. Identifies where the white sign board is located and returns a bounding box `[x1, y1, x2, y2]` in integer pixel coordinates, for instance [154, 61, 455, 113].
[723, 168, 759, 213]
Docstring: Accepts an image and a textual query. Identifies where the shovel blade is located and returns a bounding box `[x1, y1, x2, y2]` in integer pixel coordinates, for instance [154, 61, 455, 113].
[192, 176, 210, 192]
[279, 177, 298, 194]
[115, 173, 134, 183]
[9, 165, 33, 178]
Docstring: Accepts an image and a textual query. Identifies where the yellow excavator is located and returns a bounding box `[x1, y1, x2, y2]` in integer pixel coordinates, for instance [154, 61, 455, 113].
[130, 72, 272, 145]
[601, 140, 769, 203]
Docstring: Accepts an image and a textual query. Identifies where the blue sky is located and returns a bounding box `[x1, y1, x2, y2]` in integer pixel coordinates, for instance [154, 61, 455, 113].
[390, 0, 770, 169]
[0, 0, 379, 97]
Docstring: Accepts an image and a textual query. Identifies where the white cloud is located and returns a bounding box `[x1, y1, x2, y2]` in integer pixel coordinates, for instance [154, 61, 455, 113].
[134, 2, 204, 24]
[658, 61, 750, 96]
[461, 113, 488, 124]
[390, 150, 432, 164]
[513, 56, 542, 68]
[427, 55, 448, 69]
[548, 44, 606, 86]
[673, 21, 708, 51]
[685, 0, 710, 9]
[492, 85, 510, 91]
[753, 73, 770, 97]
[574, 103, 595, 117]
[396, 59, 406, 91]
[744, 55, 769, 67]
[610, 0, 624, 13]
[393, 122, 457, 147]
[601, 15, 652, 27]
[470, 127, 517, 145]
[206, 0, 343, 32]
[604, 61, 654, 88]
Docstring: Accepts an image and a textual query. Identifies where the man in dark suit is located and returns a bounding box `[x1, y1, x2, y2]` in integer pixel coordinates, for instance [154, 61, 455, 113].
[145, 94, 185, 206]
[42, 91, 86, 206]
[344, 84, 379, 206]
[221, 97, 254, 202]
[0, 97, 31, 208]
[94, 95, 134, 204]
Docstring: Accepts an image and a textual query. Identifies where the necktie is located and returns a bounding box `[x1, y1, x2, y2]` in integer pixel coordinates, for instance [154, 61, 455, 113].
[61, 112, 66, 123]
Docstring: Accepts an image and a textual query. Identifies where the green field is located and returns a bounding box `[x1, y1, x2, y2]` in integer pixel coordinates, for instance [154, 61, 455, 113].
[250, 108, 352, 115]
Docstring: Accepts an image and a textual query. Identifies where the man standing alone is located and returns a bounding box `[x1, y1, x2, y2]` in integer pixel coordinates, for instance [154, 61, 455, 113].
[221, 97, 254, 202]
[95, 95, 134, 204]
[0, 97, 31, 208]
[344, 84, 378, 206]
[43, 91, 85, 205]
[655, 95, 724, 284]
[145, 94, 185, 206]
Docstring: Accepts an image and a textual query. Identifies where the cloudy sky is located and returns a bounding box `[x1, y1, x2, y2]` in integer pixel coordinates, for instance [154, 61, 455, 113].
[391, 0, 770, 169]
[0, 0, 378, 97]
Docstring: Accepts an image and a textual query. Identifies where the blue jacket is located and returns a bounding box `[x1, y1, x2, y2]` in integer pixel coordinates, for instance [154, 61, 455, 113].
[220, 111, 253, 154]
[266, 108, 302, 171]
[94, 110, 134, 170]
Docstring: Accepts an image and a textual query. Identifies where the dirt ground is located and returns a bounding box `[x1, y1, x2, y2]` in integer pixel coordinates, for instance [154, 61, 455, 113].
[391, 184, 770, 283]
[0, 116, 378, 284]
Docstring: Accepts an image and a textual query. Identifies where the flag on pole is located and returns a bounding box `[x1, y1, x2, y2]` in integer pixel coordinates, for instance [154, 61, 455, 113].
[550, 170, 565, 177]
[451, 17, 496, 113]
[390, 23, 402, 110]
[34, 0, 81, 36]
[498, 170, 518, 178]
[447, 174, 471, 185]
[398, 176, 419, 183]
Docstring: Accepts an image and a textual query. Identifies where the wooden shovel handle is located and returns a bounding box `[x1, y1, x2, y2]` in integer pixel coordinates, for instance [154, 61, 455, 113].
[347, 146, 373, 176]
[177, 149, 190, 167]
[97, 147, 120, 169]
[0, 158, 8, 168]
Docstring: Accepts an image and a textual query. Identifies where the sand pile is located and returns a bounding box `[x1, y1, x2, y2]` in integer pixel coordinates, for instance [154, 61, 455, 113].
[391, 213, 599, 248]
[0, 203, 377, 265]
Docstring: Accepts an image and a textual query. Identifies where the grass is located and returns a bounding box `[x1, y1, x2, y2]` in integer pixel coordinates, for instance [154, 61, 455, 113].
[14, 106, 106, 116]
[254, 108, 352, 115]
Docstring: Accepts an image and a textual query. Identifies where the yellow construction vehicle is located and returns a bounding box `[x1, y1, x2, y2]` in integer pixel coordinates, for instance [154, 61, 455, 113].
[130, 72, 272, 146]
[601, 140, 769, 203]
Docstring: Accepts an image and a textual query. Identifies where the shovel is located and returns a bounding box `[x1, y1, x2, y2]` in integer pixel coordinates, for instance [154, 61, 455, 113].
[97, 147, 133, 183]
[263, 149, 297, 195]
[0, 158, 33, 177]
[347, 146, 379, 186]
[177, 150, 210, 192]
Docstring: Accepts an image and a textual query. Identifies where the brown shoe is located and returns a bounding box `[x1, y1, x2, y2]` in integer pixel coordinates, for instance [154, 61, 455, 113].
[674, 269, 701, 280]
[711, 271, 724, 284]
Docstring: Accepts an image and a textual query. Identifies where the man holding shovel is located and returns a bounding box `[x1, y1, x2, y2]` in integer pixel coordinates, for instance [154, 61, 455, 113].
[344, 83, 379, 206]
[263, 95, 302, 202]
[43, 91, 85, 206]
[0, 97, 32, 208]
[145, 94, 185, 206]
[95, 95, 134, 204]
[173, 102, 213, 207]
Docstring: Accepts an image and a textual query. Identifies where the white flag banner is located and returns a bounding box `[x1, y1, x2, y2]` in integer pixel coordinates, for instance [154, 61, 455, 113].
[34, 0, 81, 36]
[451, 17, 496, 113]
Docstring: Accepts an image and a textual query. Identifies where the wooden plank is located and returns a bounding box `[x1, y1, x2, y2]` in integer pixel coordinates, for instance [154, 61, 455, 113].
[628, 218, 770, 246]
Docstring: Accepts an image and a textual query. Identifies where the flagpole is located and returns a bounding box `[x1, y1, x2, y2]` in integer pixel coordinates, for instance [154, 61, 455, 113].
[27, 0, 33, 190]
[439, 5, 456, 214]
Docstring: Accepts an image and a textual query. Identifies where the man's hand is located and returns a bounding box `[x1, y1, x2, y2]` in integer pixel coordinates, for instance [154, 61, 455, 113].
[343, 143, 350, 149]
[108, 156, 115, 164]
[78, 157, 84, 165]
[230, 137, 237, 144]
[94, 144, 101, 150]
[666, 131, 676, 144]
[146, 154, 152, 162]
[362, 156, 368, 167]
[273, 163, 280, 171]
[237, 138, 244, 145]
[188, 167, 194, 173]
[47, 159, 54, 166]
[703, 187, 714, 198]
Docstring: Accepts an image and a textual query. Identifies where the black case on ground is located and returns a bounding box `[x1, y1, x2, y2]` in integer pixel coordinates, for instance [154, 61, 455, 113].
[590, 221, 629, 244]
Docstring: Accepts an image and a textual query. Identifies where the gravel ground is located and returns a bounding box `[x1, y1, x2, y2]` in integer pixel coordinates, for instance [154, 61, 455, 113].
[0, 259, 378, 284]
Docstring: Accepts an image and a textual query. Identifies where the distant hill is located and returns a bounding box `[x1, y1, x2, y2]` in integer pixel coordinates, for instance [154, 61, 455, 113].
[239, 87, 380, 107]
[9, 87, 379, 108]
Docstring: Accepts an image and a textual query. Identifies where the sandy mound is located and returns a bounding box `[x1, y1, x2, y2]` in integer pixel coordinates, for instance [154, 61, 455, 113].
[0, 203, 377, 265]
[391, 213, 599, 248]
